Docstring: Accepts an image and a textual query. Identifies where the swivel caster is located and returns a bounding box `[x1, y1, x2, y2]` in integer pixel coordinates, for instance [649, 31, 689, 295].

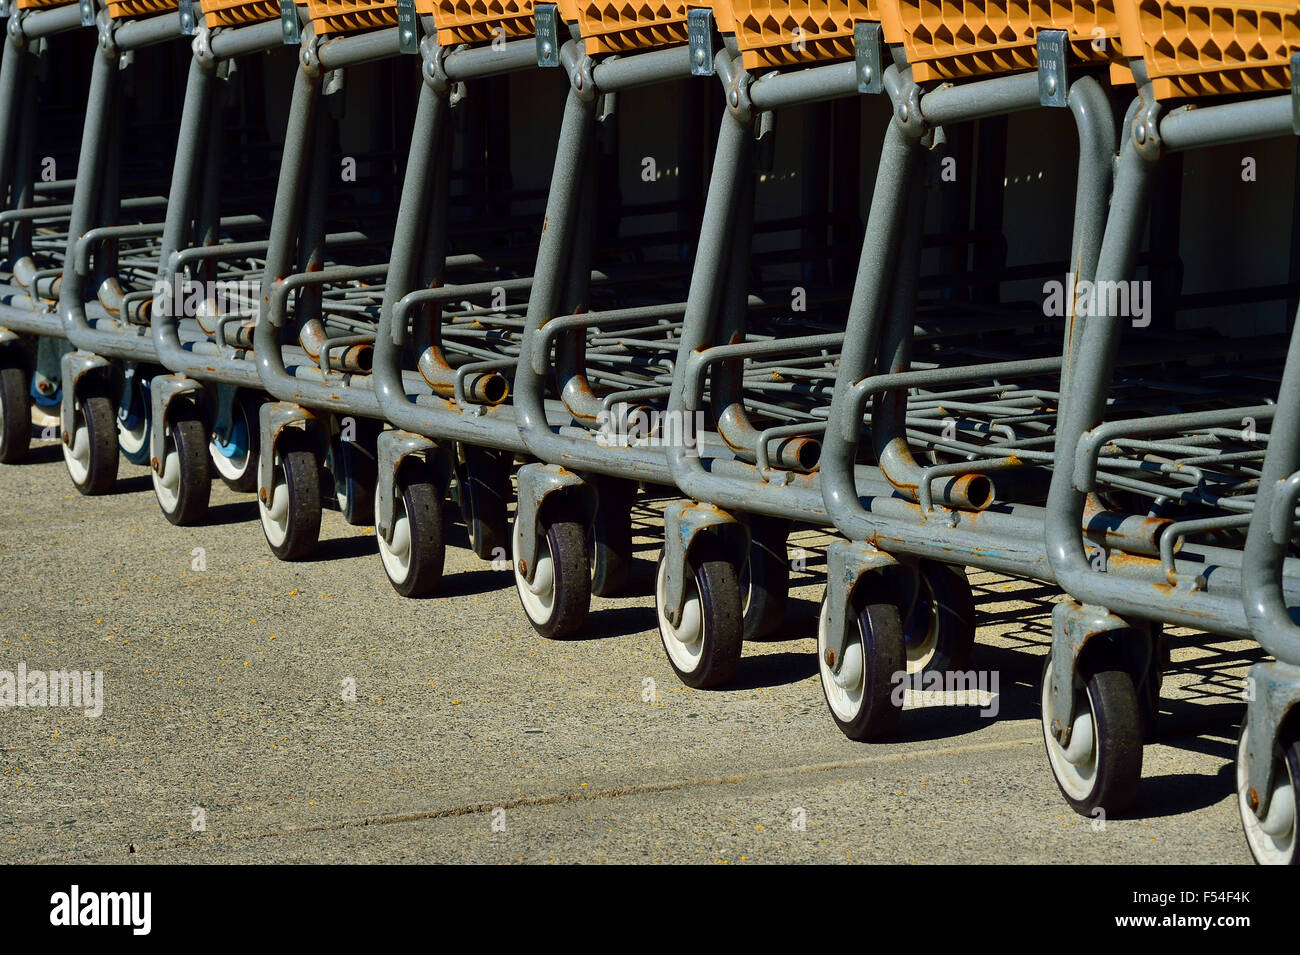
[1237, 724, 1299, 865]
[900, 560, 976, 684]
[0, 360, 31, 464]
[116, 370, 150, 467]
[1040, 650, 1143, 815]
[377, 459, 446, 598]
[258, 431, 322, 561]
[590, 475, 635, 597]
[817, 575, 905, 740]
[210, 392, 258, 493]
[456, 443, 511, 560]
[327, 417, 379, 526]
[512, 504, 589, 639]
[655, 541, 743, 689]
[62, 380, 117, 495]
[151, 402, 211, 526]
[741, 516, 790, 639]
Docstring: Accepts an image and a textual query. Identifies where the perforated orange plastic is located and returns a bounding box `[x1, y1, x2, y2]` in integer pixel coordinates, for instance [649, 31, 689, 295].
[14, 0, 78, 11]
[200, 0, 281, 25]
[710, 1, 881, 67]
[416, 0, 537, 44]
[554, 0, 691, 53]
[307, 0, 399, 34]
[882, 0, 1125, 82]
[1116, 0, 1300, 98]
[106, 0, 179, 18]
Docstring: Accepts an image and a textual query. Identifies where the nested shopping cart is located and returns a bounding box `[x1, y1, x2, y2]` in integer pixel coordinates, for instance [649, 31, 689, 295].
[151, 0, 409, 553]
[1034, 0, 1300, 857]
[0, 0, 94, 465]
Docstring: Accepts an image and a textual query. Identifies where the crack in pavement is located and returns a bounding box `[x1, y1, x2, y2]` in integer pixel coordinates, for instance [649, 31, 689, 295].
[33, 735, 1039, 862]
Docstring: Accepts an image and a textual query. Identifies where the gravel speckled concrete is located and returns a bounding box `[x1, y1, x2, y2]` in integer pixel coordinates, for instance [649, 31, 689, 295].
[0, 435, 1259, 863]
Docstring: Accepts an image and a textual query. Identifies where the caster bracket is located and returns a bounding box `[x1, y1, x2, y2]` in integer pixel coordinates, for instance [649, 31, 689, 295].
[376, 429, 438, 544]
[1049, 600, 1134, 747]
[1244, 661, 1300, 820]
[58, 350, 110, 446]
[823, 540, 898, 671]
[148, 374, 203, 475]
[515, 463, 592, 585]
[661, 502, 748, 628]
[257, 401, 319, 506]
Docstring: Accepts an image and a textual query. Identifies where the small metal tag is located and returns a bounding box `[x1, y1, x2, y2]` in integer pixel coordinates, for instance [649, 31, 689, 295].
[0, 0, 12, 20]
[1037, 29, 1068, 107]
[854, 22, 883, 94]
[178, 0, 197, 35]
[79, 0, 95, 27]
[279, 0, 300, 44]
[535, 3, 559, 67]
[397, 0, 418, 54]
[1292, 52, 1300, 135]
[688, 7, 713, 77]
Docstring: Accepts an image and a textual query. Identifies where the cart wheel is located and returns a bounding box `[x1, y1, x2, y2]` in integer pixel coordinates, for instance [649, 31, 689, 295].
[655, 543, 743, 689]
[327, 419, 378, 526]
[0, 363, 31, 464]
[456, 443, 510, 560]
[901, 560, 976, 684]
[742, 516, 790, 639]
[1040, 651, 1143, 815]
[116, 376, 150, 466]
[512, 507, 589, 639]
[151, 404, 211, 526]
[258, 432, 321, 561]
[376, 462, 445, 598]
[62, 381, 117, 495]
[817, 577, 905, 740]
[210, 393, 258, 493]
[590, 477, 634, 597]
[1237, 723, 1299, 865]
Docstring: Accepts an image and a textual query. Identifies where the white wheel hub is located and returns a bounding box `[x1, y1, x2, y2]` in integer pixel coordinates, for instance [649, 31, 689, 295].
[151, 422, 182, 512]
[62, 398, 91, 484]
[514, 519, 557, 625]
[819, 601, 866, 721]
[656, 558, 705, 674]
[259, 450, 290, 547]
[376, 484, 414, 583]
[1041, 667, 1101, 801]
[1238, 728, 1297, 864]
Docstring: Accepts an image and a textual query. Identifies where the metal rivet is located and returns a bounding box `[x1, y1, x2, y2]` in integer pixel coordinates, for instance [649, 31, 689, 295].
[729, 90, 738, 107]
[861, 65, 872, 85]
[896, 103, 909, 122]
[1044, 75, 1057, 95]
[1135, 122, 1147, 143]
[694, 48, 705, 65]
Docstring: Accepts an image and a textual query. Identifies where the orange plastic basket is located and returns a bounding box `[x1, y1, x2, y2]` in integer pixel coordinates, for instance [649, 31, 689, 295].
[555, 0, 692, 53]
[416, 0, 538, 43]
[307, 0, 399, 34]
[416, 0, 537, 44]
[200, 0, 281, 24]
[15, 0, 78, 10]
[1116, 0, 1300, 98]
[882, 0, 1125, 82]
[106, 0, 179, 17]
[713, 1, 882, 67]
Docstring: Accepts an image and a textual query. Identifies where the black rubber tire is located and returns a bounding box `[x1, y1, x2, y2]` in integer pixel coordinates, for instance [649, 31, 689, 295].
[329, 418, 379, 526]
[1041, 651, 1144, 816]
[154, 411, 211, 527]
[0, 363, 31, 464]
[590, 476, 635, 597]
[819, 577, 906, 741]
[379, 464, 446, 598]
[457, 444, 511, 561]
[514, 515, 590, 640]
[742, 516, 790, 639]
[260, 435, 322, 562]
[656, 545, 744, 690]
[64, 384, 118, 495]
[902, 560, 976, 685]
[1134, 624, 1164, 743]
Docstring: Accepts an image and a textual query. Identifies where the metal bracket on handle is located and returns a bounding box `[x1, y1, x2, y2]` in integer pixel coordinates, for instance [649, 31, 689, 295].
[535, 3, 560, 67]
[688, 7, 714, 78]
[854, 22, 883, 94]
[1037, 29, 1069, 107]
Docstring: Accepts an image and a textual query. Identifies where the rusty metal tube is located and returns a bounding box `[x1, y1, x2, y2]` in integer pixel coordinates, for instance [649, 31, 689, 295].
[298, 317, 373, 374]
